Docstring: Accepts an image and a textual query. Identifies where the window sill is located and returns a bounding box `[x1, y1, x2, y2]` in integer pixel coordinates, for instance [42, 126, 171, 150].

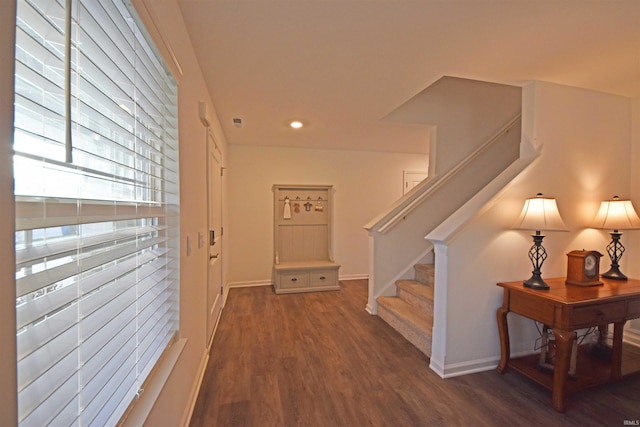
[118, 338, 187, 427]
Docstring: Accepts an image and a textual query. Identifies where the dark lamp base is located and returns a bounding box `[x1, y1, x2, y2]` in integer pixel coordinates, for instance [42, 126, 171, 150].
[604, 232, 628, 280]
[523, 274, 550, 290]
[602, 267, 628, 281]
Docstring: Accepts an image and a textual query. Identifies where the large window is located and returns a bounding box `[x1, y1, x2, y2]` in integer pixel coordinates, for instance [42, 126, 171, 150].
[13, 0, 180, 425]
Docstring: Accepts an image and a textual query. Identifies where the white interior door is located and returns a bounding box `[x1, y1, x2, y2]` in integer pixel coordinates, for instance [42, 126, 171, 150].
[206, 130, 223, 347]
[403, 170, 428, 194]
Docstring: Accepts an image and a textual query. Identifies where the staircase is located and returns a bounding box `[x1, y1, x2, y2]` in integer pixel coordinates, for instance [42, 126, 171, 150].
[376, 264, 434, 357]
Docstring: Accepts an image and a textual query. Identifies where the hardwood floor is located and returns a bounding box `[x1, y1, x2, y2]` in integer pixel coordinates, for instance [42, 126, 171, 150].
[190, 280, 640, 426]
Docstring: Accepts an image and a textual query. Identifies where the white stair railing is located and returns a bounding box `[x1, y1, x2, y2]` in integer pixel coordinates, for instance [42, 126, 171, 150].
[364, 115, 522, 314]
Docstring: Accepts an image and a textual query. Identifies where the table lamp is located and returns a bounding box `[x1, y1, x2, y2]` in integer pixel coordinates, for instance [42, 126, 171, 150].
[513, 193, 568, 289]
[591, 196, 640, 280]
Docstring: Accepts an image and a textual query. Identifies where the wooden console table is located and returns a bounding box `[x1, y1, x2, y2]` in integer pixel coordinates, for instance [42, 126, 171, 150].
[496, 277, 640, 412]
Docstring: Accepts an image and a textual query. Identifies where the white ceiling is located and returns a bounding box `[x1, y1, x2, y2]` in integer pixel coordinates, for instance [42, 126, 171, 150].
[178, 0, 640, 154]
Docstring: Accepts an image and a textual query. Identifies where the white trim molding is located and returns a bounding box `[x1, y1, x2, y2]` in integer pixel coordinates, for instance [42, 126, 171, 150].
[340, 274, 369, 281]
[228, 275, 369, 290]
[432, 349, 538, 379]
[120, 338, 188, 427]
[428, 243, 448, 377]
[180, 348, 209, 427]
[228, 280, 273, 288]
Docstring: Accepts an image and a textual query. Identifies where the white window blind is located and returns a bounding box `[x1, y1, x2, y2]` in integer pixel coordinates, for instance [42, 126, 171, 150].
[14, 0, 180, 426]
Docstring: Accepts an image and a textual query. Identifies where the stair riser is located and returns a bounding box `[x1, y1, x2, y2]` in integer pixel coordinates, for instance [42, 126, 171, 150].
[378, 304, 432, 357]
[397, 288, 433, 317]
[414, 265, 434, 286]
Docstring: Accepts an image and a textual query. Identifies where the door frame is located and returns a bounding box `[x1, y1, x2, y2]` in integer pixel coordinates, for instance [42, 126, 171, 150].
[206, 128, 224, 349]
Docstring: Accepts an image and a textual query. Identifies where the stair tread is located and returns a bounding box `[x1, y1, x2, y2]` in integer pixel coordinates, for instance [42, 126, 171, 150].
[396, 280, 434, 301]
[377, 296, 433, 335]
[414, 263, 434, 272]
[413, 263, 434, 285]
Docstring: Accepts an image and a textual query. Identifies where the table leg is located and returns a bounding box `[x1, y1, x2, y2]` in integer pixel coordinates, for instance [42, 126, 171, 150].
[611, 321, 626, 380]
[496, 306, 510, 374]
[551, 328, 574, 413]
[597, 324, 608, 345]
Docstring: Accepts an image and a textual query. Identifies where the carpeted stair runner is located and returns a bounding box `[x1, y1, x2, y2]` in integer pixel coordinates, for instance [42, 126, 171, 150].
[377, 264, 434, 357]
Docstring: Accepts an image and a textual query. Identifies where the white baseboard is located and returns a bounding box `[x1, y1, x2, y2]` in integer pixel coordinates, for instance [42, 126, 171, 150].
[365, 303, 376, 315]
[228, 280, 273, 288]
[428, 356, 446, 377]
[340, 274, 369, 281]
[183, 300, 231, 425]
[181, 347, 210, 427]
[222, 286, 230, 307]
[430, 349, 538, 379]
[228, 274, 368, 289]
[431, 331, 640, 380]
[435, 356, 499, 378]
[182, 302, 230, 425]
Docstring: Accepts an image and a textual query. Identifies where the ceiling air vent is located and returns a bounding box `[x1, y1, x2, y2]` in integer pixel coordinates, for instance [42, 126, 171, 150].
[233, 117, 242, 127]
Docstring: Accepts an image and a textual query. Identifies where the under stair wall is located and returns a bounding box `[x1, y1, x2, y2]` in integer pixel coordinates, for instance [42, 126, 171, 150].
[364, 115, 522, 313]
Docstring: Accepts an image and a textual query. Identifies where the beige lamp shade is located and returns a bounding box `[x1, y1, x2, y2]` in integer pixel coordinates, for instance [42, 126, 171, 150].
[591, 196, 640, 231]
[513, 193, 568, 232]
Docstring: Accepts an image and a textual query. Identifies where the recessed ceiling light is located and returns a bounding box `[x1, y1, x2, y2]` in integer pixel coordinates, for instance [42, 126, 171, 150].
[290, 121, 303, 129]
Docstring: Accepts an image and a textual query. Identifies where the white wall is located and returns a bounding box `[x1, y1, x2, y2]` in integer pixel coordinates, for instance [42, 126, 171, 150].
[227, 145, 429, 285]
[385, 77, 522, 177]
[629, 97, 640, 278]
[628, 97, 640, 333]
[438, 82, 633, 374]
[0, 1, 17, 424]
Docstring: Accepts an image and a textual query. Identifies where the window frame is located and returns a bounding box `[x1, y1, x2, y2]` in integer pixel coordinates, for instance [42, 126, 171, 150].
[13, 0, 180, 425]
